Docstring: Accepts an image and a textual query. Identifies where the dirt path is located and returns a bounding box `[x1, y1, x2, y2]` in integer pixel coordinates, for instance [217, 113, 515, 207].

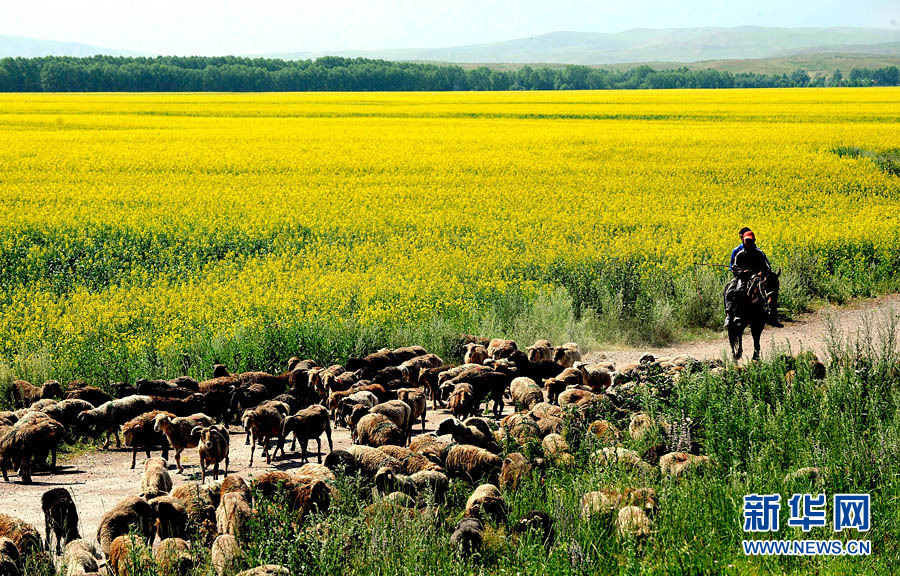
[590, 293, 900, 366]
[2, 293, 899, 558]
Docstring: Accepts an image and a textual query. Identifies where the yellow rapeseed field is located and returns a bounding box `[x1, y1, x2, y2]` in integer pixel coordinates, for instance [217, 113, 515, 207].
[1, 88, 899, 382]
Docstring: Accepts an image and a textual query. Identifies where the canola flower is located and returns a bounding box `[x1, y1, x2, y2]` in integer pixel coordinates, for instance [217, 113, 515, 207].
[0, 89, 898, 383]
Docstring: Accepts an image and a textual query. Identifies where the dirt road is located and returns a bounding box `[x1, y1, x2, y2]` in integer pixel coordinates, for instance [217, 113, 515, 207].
[2, 293, 898, 554]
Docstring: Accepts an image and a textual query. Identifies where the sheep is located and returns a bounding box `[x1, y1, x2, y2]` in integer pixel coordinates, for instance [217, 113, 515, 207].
[77, 395, 156, 448]
[96, 495, 154, 558]
[408, 434, 452, 467]
[241, 400, 290, 445]
[617, 506, 652, 537]
[41, 487, 79, 554]
[463, 343, 488, 365]
[464, 483, 507, 522]
[377, 445, 443, 474]
[211, 534, 244, 576]
[0, 412, 16, 427]
[154, 537, 193, 576]
[235, 566, 290, 576]
[323, 450, 358, 476]
[242, 404, 286, 466]
[170, 483, 216, 545]
[136, 379, 195, 399]
[346, 445, 401, 478]
[513, 510, 555, 548]
[659, 452, 711, 478]
[628, 412, 657, 441]
[526, 339, 554, 363]
[64, 386, 112, 407]
[356, 413, 404, 447]
[399, 353, 444, 384]
[150, 394, 207, 418]
[486, 338, 517, 360]
[193, 424, 230, 483]
[557, 388, 596, 407]
[553, 342, 582, 367]
[281, 404, 333, 464]
[140, 457, 173, 499]
[0, 514, 43, 563]
[147, 496, 188, 545]
[216, 491, 252, 539]
[39, 399, 94, 440]
[333, 390, 378, 427]
[416, 365, 454, 409]
[62, 539, 100, 576]
[450, 517, 484, 554]
[574, 362, 612, 392]
[108, 534, 152, 576]
[0, 536, 20, 576]
[153, 412, 214, 473]
[542, 434, 574, 465]
[499, 413, 541, 446]
[0, 415, 65, 483]
[509, 377, 544, 410]
[436, 417, 499, 453]
[310, 365, 345, 399]
[395, 388, 427, 435]
[228, 383, 270, 422]
[11, 380, 62, 408]
[392, 345, 428, 363]
[237, 371, 290, 399]
[370, 400, 412, 440]
[212, 364, 231, 378]
[448, 383, 476, 420]
[542, 367, 583, 405]
[123, 410, 172, 469]
[499, 452, 531, 490]
[445, 444, 502, 483]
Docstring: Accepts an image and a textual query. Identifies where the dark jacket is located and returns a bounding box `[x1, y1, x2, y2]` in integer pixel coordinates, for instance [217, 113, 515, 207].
[732, 244, 771, 279]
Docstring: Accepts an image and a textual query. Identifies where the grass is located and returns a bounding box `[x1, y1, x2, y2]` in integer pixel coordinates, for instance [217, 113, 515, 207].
[833, 146, 900, 178]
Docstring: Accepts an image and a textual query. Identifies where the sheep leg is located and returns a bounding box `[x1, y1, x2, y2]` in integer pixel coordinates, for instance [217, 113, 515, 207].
[421, 412, 426, 432]
[50, 447, 57, 469]
[102, 430, 111, 449]
[300, 439, 308, 464]
[175, 449, 184, 474]
[249, 435, 256, 467]
[316, 438, 322, 464]
[325, 421, 333, 454]
[291, 433, 297, 452]
[200, 463, 206, 485]
[115, 430, 121, 448]
[245, 430, 251, 446]
[224, 454, 229, 475]
[1, 464, 7, 481]
[213, 460, 219, 481]
[265, 436, 272, 464]
[44, 518, 52, 553]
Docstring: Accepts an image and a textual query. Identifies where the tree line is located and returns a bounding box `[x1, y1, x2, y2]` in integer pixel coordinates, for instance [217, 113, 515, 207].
[0, 55, 898, 92]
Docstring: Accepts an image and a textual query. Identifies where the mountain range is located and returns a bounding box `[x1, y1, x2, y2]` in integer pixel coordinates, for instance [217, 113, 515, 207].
[2, 27, 900, 67]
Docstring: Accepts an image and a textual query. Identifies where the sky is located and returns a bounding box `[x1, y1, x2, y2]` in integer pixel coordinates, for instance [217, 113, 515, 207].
[1, 0, 898, 56]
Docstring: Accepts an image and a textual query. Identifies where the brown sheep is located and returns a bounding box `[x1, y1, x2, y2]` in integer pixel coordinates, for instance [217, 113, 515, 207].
[463, 343, 488, 365]
[399, 353, 445, 384]
[235, 566, 290, 576]
[170, 483, 216, 545]
[346, 445, 401, 478]
[39, 398, 94, 440]
[395, 388, 427, 435]
[499, 452, 531, 490]
[526, 340, 554, 363]
[211, 534, 244, 576]
[123, 410, 172, 469]
[96, 495, 154, 558]
[216, 492, 252, 539]
[509, 377, 544, 410]
[436, 417, 499, 453]
[486, 338, 517, 360]
[448, 383, 476, 420]
[108, 534, 152, 576]
[464, 483, 507, 522]
[0, 415, 65, 483]
[450, 517, 484, 555]
[192, 424, 230, 483]
[377, 445, 443, 475]
[62, 539, 100, 576]
[77, 395, 156, 448]
[242, 404, 285, 466]
[542, 367, 582, 405]
[370, 400, 412, 441]
[0, 513, 43, 563]
[281, 404, 333, 464]
[41, 487, 80, 555]
[445, 444, 502, 483]
[153, 412, 214, 473]
[64, 386, 112, 407]
[0, 536, 20, 576]
[148, 496, 188, 543]
[356, 413, 404, 447]
[574, 362, 613, 392]
[154, 537, 193, 576]
[553, 342, 582, 367]
[141, 457, 173, 499]
[11, 380, 62, 409]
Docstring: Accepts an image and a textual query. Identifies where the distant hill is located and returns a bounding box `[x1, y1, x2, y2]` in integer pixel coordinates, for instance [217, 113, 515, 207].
[266, 27, 900, 65]
[0, 35, 140, 58]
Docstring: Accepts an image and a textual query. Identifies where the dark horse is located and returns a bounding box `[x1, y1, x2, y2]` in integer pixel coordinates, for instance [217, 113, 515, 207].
[726, 269, 781, 361]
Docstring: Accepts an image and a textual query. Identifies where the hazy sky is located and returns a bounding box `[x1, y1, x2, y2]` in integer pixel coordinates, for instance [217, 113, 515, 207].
[1, 0, 898, 55]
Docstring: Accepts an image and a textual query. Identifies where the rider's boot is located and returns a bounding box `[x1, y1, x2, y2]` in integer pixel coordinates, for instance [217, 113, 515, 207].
[723, 314, 732, 329]
[768, 314, 784, 328]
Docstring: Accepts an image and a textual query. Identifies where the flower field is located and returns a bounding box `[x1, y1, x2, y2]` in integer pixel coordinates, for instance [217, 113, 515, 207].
[1, 88, 899, 385]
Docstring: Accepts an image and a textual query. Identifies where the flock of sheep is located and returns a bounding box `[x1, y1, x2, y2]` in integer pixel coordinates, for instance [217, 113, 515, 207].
[0, 335, 719, 575]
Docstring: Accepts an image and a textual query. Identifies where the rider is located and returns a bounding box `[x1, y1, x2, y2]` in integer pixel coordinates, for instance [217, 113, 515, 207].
[724, 228, 783, 328]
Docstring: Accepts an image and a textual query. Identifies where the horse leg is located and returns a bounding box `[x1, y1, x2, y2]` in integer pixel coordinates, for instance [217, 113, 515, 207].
[751, 320, 764, 361]
[728, 324, 743, 360]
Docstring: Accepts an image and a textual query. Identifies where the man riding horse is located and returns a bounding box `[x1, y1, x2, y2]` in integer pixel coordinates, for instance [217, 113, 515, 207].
[723, 227, 783, 360]
[724, 228, 783, 329]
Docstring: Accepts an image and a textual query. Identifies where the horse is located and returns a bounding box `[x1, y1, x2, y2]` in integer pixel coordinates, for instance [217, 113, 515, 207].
[726, 268, 781, 361]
